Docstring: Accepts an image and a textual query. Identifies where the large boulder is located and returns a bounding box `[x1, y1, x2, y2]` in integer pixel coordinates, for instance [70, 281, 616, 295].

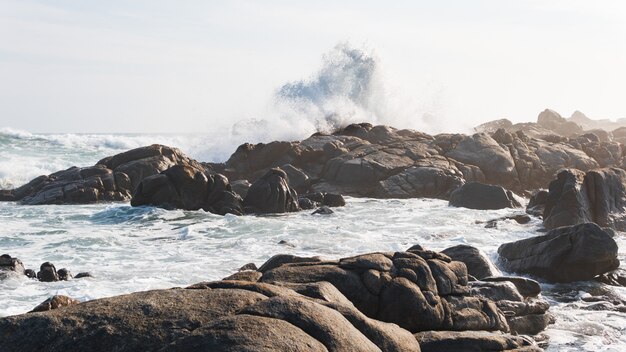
[131, 165, 243, 215]
[542, 168, 626, 230]
[243, 168, 300, 214]
[449, 182, 521, 210]
[498, 223, 619, 282]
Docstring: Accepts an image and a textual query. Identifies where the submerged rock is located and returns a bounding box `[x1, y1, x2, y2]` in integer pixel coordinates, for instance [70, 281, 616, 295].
[498, 223, 619, 283]
[449, 182, 521, 210]
[37, 262, 59, 282]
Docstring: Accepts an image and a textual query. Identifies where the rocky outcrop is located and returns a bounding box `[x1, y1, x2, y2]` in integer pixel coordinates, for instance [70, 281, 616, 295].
[243, 168, 300, 214]
[131, 165, 244, 215]
[0, 246, 551, 351]
[0, 282, 422, 352]
[0, 145, 208, 205]
[449, 183, 521, 210]
[539, 168, 626, 230]
[498, 223, 619, 283]
[0, 256, 89, 282]
[5, 109, 625, 205]
[257, 246, 552, 339]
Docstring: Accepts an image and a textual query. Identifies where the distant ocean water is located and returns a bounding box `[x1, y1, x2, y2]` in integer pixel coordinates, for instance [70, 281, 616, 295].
[0, 128, 625, 352]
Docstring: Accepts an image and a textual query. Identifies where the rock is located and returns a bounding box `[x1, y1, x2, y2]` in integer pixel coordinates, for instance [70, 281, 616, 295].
[449, 182, 521, 210]
[483, 214, 532, 228]
[30, 295, 80, 313]
[542, 168, 626, 231]
[537, 108, 583, 136]
[281, 164, 311, 194]
[374, 166, 465, 199]
[298, 197, 318, 210]
[258, 254, 322, 273]
[482, 276, 541, 298]
[37, 262, 59, 282]
[24, 269, 36, 279]
[323, 193, 346, 207]
[57, 268, 72, 281]
[415, 330, 542, 352]
[1, 282, 422, 352]
[230, 179, 251, 199]
[239, 263, 258, 271]
[0, 254, 25, 275]
[243, 168, 300, 214]
[441, 245, 501, 279]
[595, 268, 626, 287]
[312, 206, 333, 215]
[526, 190, 548, 217]
[74, 272, 93, 279]
[2, 145, 207, 205]
[131, 165, 244, 215]
[498, 223, 619, 282]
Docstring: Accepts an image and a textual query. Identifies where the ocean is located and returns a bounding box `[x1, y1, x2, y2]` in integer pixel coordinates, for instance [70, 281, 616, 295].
[0, 128, 625, 351]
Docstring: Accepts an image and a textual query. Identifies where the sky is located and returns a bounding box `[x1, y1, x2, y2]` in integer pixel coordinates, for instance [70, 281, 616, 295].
[0, 0, 625, 134]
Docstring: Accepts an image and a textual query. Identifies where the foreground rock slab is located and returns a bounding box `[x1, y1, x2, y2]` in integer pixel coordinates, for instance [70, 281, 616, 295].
[498, 223, 619, 283]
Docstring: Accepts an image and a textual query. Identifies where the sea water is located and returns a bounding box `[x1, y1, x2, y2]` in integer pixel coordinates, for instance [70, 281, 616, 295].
[0, 129, 625, 352]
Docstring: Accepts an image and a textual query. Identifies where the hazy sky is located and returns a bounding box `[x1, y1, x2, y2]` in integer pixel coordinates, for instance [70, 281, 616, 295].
[0, 0, 625, 133]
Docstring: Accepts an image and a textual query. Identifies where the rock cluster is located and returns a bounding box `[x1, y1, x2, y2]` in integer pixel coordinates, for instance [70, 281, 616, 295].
[0, 246, 549, 352]
[0, 255, 89, 282]
[0, 145, 206, 205]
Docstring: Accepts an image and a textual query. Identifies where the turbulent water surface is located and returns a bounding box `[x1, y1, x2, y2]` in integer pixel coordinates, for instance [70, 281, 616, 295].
[1, 130, 625, 352]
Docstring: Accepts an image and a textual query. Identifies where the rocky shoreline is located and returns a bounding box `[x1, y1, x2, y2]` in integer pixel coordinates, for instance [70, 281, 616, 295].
[1, 109, 625, 351]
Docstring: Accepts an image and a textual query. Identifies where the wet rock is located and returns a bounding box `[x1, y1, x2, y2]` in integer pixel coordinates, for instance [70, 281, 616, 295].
[312, 206, 333, 215]
[483, 214, 532, 228]
[526, 189, 549, 217]
[24, 269, 36, 279]
[297, 197, 318, 210]
[57, 268, 72, 281]
[230, 179, 251, 199]
[441, 245, 501, 280]
[243, 168, 300, 214]
[30, 295, 80, 313]
[131, 165, 244, 215]
[74, 272, 93, 279]
[595, 268, 626, 287]
[542, 168, 626, 231]
[323, 193, 346, 207]
[449, 182, 521, 210]
[2, 145, 206, 205]
[37, 262, 59, 282]
[498, 223, 619, 282]
[0, 254, 25, 275]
